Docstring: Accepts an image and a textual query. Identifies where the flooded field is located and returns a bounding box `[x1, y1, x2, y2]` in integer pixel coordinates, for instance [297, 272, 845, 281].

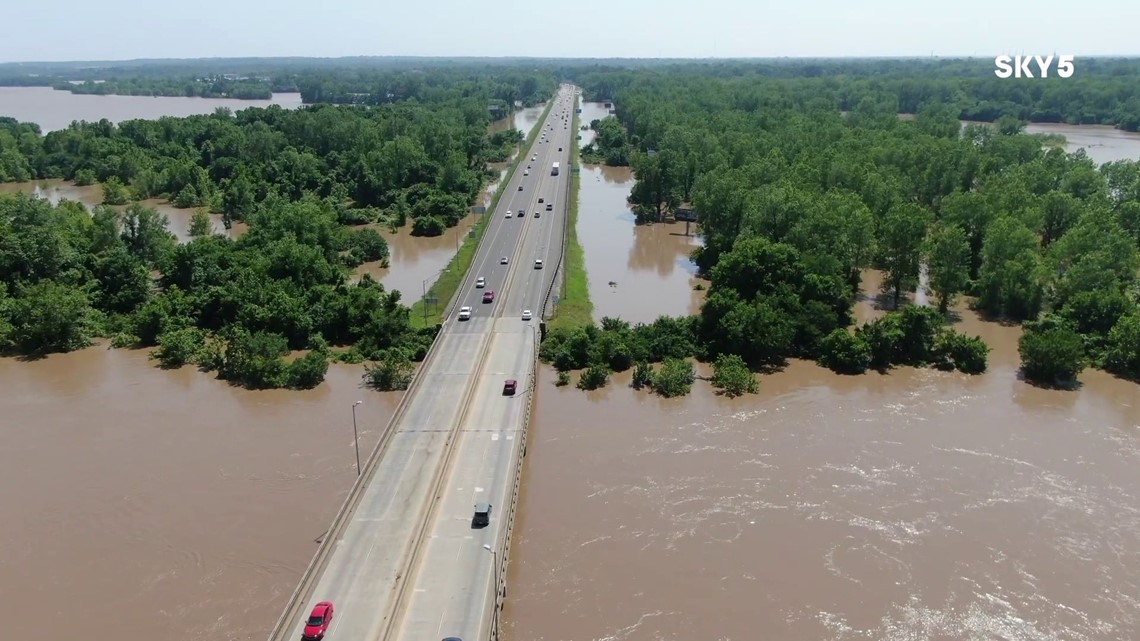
[0, 87, 303, 133]
[576, 101, 704, 323]
[502, 275, 1140, 641]
[0, 346, 403, 641]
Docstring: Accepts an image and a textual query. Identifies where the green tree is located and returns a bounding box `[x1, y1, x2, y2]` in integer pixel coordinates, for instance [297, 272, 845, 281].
[6, 280, 97, 354]
[651, 358, 695, 397]
[923, 222, 971, 313]
[1018, 319, 1085, 385]
[817, 329, 872, 374]
[101, 176, 130, 205]
[188, 209, 213, 238]
[878, 203, 931, 308]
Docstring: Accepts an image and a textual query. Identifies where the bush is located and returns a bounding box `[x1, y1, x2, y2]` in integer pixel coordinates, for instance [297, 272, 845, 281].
[710, 353, 757, 397]
[287, 350, 329, 389]
[817, 329, 872, 374]
[555, 370, 570, 386]
[652, 358, 694, 397]
[932, 330, 989, 374]
[101, 176, 130, 205]
[74, 168, 96, 186]
[363, 350, 415, 390]
[631, 361, 654, 389]
[577, 364, 610, 390]
[1018, 321, 1085, 385]
[151, 327, 205, 368]
[411, 216, 445, 237]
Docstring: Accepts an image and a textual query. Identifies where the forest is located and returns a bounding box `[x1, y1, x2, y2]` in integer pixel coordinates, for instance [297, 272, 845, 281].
[0, 78, 539, 388]
[544, 70, 1140, 393]
[4, 57, 1140, 129]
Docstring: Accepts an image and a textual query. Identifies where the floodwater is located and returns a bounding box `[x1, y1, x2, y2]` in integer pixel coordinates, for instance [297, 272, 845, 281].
[0, 179, 248, 241]
[0, 345, 403, 641]
[352, 216, 480, 304]
[0, 87, 303, 133]
[502, 273, 1140, 641]
[576, 100, 704, 323]
[1023, 123, 1140, 165]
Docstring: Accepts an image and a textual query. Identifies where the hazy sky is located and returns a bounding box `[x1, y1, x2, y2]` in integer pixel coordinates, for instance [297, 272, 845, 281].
[5, 0, 1138, 62]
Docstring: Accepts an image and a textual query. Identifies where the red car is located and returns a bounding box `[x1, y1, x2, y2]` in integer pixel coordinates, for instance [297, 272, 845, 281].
[482, 290, 495, 303]
[302, 601, 334, 640]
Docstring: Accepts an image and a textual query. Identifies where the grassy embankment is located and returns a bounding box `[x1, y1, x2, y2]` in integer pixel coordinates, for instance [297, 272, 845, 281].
[408, 98, 555, 329]
[547, 93, 594, 331]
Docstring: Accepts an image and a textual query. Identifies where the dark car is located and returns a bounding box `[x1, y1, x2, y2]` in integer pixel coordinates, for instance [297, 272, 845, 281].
[534, 211, 540, 218]
[482, 290, 495, 303]
[503, 379, 517, 395]
[518, 208, 526, 216]
[472, 503, 493, 528]
[537, 197, 544, 203]
[517, 185, 523, 191]
[302, 601, 334, 640]
[558, 147, 563, 151]
[442, 638, 464, 641]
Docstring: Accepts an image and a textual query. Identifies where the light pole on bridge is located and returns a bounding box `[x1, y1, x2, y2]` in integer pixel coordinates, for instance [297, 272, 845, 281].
[351, 400, 362, 476]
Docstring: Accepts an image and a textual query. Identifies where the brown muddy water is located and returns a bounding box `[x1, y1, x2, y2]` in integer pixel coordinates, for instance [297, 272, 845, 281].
[1023, 123, 1140, 165]
[0, 346, 402, 641]
[0, 179, 248, 241]
[0, 87, 303, 133]
[502, 274, 1140, 641]
[576, 101, 704, 322]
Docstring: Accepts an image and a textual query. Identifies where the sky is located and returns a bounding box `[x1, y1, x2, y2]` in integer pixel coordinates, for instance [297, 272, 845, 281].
[4, 0, 1139, 62]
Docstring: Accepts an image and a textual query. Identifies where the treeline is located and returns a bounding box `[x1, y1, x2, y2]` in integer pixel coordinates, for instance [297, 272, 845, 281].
[550, 71, 1140, 390]
[0, 192, 435, 388]
[58, 76, 275, 100]
[294, 68, 558, 107]
[1, 95, 514, 235]
[575, 58, 1140, 131]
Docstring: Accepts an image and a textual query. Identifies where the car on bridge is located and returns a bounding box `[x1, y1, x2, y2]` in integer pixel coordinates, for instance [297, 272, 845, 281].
[534, 259, 543, 269]
[522, 310, 533, 321]
[472, 503, 493, 528]
[518, 185, 523, 191]
[500, 256, 509, 265]
[503, 379, 517, 395]
[458, 306, 471, 320]
[302, 601, 334, 641]
[482, 291, 495, 303]
[518, 208, 526, 217]
[475, 277, 485, 288]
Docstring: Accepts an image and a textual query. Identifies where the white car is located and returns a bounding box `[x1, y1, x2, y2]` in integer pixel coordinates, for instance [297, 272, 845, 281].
[500, 256, 509, 265]
[522, 310, 533, 321]
[476, 277, 486, 288]
[532, 155, 537, 161]
[458, 306, 472, 320]
[505, 211, 511, 218]
[524, 169, 529, 176]
[534, 259, 543, 269]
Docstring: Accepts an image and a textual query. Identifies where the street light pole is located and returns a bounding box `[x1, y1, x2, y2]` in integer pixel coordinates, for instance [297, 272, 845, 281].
[351, 400, 362, 476]
[482, 543, 499, 635]
[422, 278, 429, 326]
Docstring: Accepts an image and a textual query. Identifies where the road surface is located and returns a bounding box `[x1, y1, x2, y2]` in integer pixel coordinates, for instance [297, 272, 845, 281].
[268, 84, 579, 641]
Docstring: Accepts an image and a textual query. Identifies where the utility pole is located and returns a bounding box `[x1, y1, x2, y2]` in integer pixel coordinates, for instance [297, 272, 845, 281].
[351, 401, 362, 476]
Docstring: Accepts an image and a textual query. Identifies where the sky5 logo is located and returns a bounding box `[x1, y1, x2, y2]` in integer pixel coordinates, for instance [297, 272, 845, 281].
[994, 55, 1076, 78]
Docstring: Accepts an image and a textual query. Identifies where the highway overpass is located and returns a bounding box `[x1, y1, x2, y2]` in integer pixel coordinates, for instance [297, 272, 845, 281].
[267, 84, 579, 641]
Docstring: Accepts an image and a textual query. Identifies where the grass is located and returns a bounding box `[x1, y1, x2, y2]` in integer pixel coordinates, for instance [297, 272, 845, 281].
[547, 93, 595, 331]
[408, 98, 556, 329]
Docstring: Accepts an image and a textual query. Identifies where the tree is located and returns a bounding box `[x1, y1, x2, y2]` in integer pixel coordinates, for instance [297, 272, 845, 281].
[878, 203, 931, 308]
[1018, 319, 1085, 385]
[188, 209, 213, 237]
[101, 176, 130, 205]
[6, 280, 97, 355]
[121, 203, 176, 265]
[363, 350, 415, 390]
[923, 222, 971, 313]
[817, 329, 872, 374]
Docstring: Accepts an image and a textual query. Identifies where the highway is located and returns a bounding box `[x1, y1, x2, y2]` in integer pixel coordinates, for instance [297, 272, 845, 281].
[267, 84, 578, 641]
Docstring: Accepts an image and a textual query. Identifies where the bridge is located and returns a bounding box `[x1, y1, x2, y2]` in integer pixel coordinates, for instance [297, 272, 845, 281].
[266, 85, 578, 641]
